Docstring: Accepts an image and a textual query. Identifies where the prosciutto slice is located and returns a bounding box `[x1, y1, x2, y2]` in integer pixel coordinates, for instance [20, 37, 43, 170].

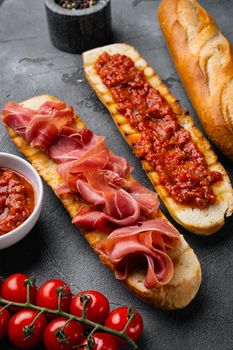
[96, 219, 181, 289]
[105, 153, 131, 179]
[56, 136, 109, 191]
[73, 170, 140, 230]
[2, 102, 35, 138]
[51, 127, 146, 229]
[126, 181, 159, 217]
[49, 127, 96, 164]
[3, 101, 75, 150]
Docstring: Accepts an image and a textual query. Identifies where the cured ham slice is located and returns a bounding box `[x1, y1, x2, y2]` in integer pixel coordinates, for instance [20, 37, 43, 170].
[57, 137, 109, 191]
[49, 128, 95, 163]
[2, 102, 34, 139]
[73, 170, 140, 230]
[105, 153, 131, 179]
[73, 204, 140, 231]
[3, 101, 74, 150]
[127, 181, 159, 217]
[54, 138, 156, 230]
[97, 219, 181, 289]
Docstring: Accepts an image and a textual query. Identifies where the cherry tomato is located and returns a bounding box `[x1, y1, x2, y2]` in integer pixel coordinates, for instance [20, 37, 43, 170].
[105, 307, 143, 345]
[0, 306, 11, 340]
[36, 279, 72, 314]
[70, 290, 110, 325]
[1, 274, 37, 307]
[80, 332, 118, 350]
[8, 309, 47, 349]
[43, 317, 84, 350]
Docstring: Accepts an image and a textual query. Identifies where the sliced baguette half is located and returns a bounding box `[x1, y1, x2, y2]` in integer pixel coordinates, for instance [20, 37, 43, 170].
[83, 43, 233, 235]
[1, 94, 201, 310]
[158, 0, 233, 160]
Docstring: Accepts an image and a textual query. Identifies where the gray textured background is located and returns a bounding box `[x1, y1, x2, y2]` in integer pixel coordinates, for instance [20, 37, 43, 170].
[1, 0, 233, 349]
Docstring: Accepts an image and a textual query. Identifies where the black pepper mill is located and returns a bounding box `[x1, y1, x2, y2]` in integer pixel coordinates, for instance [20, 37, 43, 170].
[44, 0, 112, 53]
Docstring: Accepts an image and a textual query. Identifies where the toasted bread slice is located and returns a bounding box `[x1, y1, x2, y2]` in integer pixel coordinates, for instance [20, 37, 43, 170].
[83, 43, 233, 235]
[2, 95, 201, 309]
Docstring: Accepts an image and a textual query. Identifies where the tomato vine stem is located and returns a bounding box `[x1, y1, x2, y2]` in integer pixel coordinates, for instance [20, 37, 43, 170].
[0, 297, 138, 349]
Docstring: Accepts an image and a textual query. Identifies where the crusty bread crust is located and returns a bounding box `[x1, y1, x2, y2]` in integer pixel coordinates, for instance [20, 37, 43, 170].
[158, 0, 233, 159]
[83, 43, 233, 235]
[1, 95, 201, 309]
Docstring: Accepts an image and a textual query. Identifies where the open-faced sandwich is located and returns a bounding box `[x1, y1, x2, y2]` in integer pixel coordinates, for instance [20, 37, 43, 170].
[83, 43, 233, 235]
[1, 95, 201, 309]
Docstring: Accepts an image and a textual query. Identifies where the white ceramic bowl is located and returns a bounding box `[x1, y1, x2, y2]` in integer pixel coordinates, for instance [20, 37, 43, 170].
[0, 152, 43, 249]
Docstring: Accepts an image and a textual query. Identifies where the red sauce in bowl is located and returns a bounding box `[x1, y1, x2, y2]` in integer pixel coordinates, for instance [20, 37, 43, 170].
[95, 52, 223, 209]
[0, 168, 35, 236]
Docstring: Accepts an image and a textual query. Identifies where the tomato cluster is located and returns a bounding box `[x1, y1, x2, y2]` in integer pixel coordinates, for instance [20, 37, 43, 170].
[0, 273, 143, 349]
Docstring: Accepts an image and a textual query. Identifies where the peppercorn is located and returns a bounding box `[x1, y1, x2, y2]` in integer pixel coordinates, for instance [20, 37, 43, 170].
[57, 0, 98, 10]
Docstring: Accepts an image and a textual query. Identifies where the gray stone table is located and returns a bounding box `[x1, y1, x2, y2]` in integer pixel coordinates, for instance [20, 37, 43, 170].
[0, 0, 233, 349]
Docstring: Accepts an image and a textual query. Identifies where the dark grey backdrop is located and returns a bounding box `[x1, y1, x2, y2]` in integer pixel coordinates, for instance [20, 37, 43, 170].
[1, 0, 233, 349]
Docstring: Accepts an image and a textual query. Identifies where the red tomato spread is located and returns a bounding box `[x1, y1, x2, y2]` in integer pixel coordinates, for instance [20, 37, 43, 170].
[0, 168, 35, 235]
[95, 52, 223, 209]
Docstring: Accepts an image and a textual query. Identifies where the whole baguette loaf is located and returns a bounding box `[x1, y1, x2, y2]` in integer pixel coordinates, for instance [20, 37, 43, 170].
[83, 43, 233, 235]
[158, 0, 233, 159]
[1, 95, 201, 310]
